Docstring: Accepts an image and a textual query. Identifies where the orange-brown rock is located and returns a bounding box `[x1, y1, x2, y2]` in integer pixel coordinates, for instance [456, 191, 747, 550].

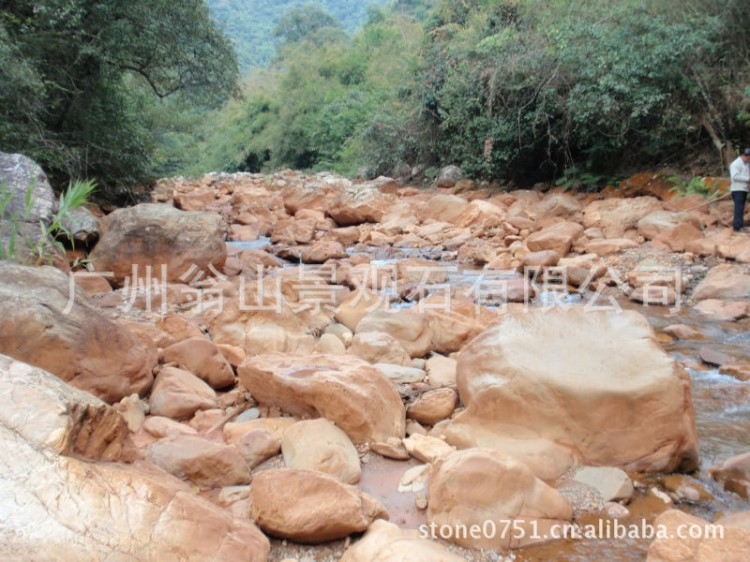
[88, 203, 227, 287]
[710, 451, 750, 499]
[646, 509, 750, 562]
[356, 309, 433, 358]
[163, 337, 236, 389]
[427, 449, 573, 549]
[693, 264, 750, 301]
[339, 519, 466, 562]
[526, 221, 584, 257]
[0, 355, 135, 462]
[145, 435, 251, 489]
[282, 418, 361, 484]
[238, 353, 405, 443]
[250, 468, 388, 543]
[422, 296, 498, 354]
[583, 196, 663, 238]
[148, 366, 218, 421]
[449, 309, 699, 473]
[407, 388, 458, 426]
[0, 262, 156, 403]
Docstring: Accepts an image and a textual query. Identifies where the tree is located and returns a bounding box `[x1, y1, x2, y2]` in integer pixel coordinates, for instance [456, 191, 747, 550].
[0, 0, 239, 196]
[273, 4, 344, 45]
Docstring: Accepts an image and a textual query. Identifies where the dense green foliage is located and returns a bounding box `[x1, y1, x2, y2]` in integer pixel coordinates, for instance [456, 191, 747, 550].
[193, 0, 750, 185]
[0, 0, 238, 199]
[206, 0, 388, 71]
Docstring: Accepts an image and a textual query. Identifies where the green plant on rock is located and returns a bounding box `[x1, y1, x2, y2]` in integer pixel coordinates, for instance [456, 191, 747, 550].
[0, 178, 96, 265]
[668, 176, 720, 198]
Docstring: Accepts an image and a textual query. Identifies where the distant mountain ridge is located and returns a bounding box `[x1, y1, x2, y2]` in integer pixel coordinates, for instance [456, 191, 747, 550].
[206, 0, 388, 72]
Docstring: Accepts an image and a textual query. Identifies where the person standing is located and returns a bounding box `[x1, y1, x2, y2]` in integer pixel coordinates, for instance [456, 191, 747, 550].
[730, 148, 750, 231]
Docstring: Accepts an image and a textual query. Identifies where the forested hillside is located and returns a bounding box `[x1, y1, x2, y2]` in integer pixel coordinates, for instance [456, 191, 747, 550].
[206, 0, 389, 71]
[189, 0, 750, 186]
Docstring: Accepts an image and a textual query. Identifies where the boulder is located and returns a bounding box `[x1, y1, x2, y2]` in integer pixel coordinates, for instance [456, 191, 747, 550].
[572, 466, 634, 502]
[250, 468, 388, 543]
[356, 309, 433, 358]
[148, 366, 218, 421]
[526, 221, 584, 256]
[426, 355, 458, 387]
[427, 449, 573, 549]
[693, 264, 750, 301]
[0, 422, 269, 561]
[0, 152, 56, 225]
[435, 165, 464, 188]
[300, 240, 347, 264]
[583, 196, 663, 238]
[327, 183, 395, 226]
[637, 211, 703, 252]
[282, 418, 361, 484]
[88, 203, 227, 287]
[646, 509, 750, 562]
[407, 389, 458, 426]
[0, 355, 134, 462]
[375, 363, 426, 384]
[449, 308, 699, 473]
[350, 332, 412, 366]
[710, 451, 750, 499]
[0, 262, 156, 403]
[339, 519, 466, 562]
[145, 435, 251, 490]
[163, 337, 236, 389]
[423, 296, 498, 354]
[238, 353, 405, 443]
[418, 194, 470, 224]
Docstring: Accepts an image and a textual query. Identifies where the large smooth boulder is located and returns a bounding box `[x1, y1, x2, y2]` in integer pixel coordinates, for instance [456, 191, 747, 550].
[238, 353, 405, 443]
[422, 296, 498, 354]
[637, 211, 703, 251]
[450, 308, 699, 473]
[327, 183, 395, 226]
[0, 355, 134, 462]
[418, 194, 470, 224]
[88, 203, 227, 286]
[0, 424, 269, 561]
[250, 468, 388, 543]
[282, 418, 361, 484]
[339, 520, 466, 562]
[693, 264, 750, 301]
[427, 449, 573, 549]
[349, 331, 412, 366]
[0, 262, 156, 403]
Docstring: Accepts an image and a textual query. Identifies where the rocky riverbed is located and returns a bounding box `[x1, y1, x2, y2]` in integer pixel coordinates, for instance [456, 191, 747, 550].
[1, 157, 750, 561]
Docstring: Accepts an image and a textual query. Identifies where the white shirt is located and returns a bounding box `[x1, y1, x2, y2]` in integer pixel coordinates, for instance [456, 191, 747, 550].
[730, 156, 750, 192]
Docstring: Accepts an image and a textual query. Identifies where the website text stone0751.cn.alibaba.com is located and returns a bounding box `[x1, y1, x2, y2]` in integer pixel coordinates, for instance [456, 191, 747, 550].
[418, 518, 725, 543]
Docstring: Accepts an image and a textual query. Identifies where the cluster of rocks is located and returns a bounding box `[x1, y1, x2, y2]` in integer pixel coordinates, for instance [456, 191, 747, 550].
[1, 158, 750, 560]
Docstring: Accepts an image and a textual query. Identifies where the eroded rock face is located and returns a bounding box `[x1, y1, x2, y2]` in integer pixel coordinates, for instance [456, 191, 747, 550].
[449, 308, 699, 473]
[0, 354, 135, 462]
[0, 357, 269, 562]
[250, 468, 388, 543]
[0, 426, 269, 561]
[162, 337, 236, 389]
[238, 353, 405, 443]
[356, 309, 433, 358]
[427, 449, 573, 549]
[0, 262, 156, 403]
[88, 203, 227, 286]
